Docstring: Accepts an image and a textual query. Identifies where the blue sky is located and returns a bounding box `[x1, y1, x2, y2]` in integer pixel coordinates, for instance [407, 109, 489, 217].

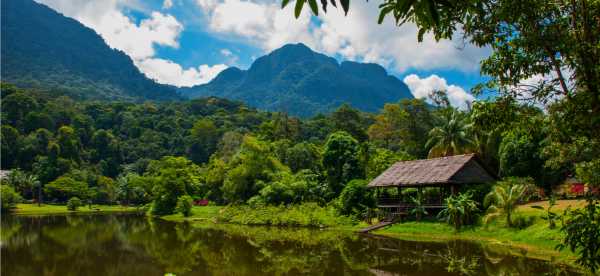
[38, 0, 490, 107]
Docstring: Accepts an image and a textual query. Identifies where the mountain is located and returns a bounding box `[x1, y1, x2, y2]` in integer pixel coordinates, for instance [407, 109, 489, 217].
[179, 43, 413, 117]
[1, 0, 180, 101]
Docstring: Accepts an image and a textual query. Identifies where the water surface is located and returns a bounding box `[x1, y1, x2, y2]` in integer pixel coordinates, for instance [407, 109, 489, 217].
[1, 214, 577, 275]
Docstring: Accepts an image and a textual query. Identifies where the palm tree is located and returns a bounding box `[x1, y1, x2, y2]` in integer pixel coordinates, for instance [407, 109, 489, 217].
[426, 110, 474, 158]
[409, 190, 428, 221]
[483, 179, 532, 227]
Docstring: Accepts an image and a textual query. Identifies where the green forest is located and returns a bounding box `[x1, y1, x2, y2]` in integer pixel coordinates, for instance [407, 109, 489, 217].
[2, 79, 597, 209]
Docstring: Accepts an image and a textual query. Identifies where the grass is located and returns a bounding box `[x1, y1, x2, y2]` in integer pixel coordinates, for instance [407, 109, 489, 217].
[12, 203, 140, 215]
[161, 203, 361, 229]
[374, 199, 586, 266]
[161, 205, 222, 222]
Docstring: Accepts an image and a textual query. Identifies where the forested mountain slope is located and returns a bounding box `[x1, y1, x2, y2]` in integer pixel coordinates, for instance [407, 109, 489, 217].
[180, 43, 413, 117]
[1, 0, 180, 101]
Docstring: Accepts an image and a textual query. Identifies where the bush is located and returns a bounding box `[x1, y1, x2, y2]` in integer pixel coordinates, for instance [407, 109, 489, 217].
[438, 192, 479, 231]
[1, 185, 22, 212]
[176, 195, 193, 217]
[337, 179, 375, 216]
[67, 197, 82, 211]
[511, 214, 536, 229]
[218, 203, 354, 227]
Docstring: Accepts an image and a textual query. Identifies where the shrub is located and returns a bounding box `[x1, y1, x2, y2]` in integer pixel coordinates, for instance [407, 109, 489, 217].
[67, 197, 82, 211]
[218, 203, 354, 227]
[176, 195, 193, 217]
[337, 179, 375, 216]
[1, 185, 22, 212]
[438, 192, 479, 231]
[511, 214, 536, 229]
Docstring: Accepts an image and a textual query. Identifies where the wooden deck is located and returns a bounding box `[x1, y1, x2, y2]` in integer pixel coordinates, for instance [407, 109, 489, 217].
[358, 219, 400, 233]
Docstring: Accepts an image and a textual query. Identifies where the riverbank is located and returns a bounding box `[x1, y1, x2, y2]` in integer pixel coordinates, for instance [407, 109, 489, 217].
[12, 203, 140, 215]
[375, 200, 586, 265]
[160, 200, 586, 268]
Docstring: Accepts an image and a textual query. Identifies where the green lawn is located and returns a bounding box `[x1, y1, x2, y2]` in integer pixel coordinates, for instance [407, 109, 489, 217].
[13, 203, 140, 215]
[160, 206, 223, 222]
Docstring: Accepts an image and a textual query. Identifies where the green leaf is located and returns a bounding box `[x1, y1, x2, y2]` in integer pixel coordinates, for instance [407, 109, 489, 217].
[378, 6, 394, 24]
[294, 0, 305, 18]
[426, 0, 440, 25]
[340, 0, 349, 15]
[308, 0, 319, 15]
[282, 0, 291, 8]
[320, 0, 327, 12]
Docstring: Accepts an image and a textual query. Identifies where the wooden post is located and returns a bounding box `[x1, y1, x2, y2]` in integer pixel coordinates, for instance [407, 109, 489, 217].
[451, 184, 458, 195]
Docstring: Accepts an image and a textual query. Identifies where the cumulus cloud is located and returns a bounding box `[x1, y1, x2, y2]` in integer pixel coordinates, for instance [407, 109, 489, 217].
[403, 74, 475, 109]
[195, 0, 488, 73]
[137, 58, 227, 86]
[37, 0, 225, 86]
[200, 0, 317, 51]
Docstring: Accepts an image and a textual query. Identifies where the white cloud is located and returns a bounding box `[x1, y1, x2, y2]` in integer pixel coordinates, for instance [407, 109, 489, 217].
[137, 58, 227, 87]
[403, 74, 475, 109]
[195, 0, 488, 74]
[37, 0, 225, 86]
[220, 48, 233, 56]
[163, 0, 173, 9]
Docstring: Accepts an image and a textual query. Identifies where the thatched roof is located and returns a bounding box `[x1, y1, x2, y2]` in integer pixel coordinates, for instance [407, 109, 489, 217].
[368, 154, 497, 188]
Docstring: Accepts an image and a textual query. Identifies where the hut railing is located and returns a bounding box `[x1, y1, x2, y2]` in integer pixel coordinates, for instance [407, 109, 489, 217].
[376, 197, 445, 207]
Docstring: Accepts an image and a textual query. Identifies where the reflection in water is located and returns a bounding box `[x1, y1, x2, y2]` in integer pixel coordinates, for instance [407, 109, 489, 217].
[1, 214, 578, 275]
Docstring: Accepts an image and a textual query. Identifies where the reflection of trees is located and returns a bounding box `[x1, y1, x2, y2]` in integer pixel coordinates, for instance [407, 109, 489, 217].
[2, 214, 580, 276]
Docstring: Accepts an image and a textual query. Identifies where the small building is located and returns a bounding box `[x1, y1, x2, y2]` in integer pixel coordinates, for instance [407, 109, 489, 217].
[367, 154, 497, 220]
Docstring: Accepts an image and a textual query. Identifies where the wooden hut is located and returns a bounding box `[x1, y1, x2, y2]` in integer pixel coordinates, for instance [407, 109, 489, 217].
[367, 154, 497, 220]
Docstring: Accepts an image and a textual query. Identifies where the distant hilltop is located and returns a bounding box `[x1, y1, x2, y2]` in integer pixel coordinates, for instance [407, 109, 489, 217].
[179, 43, 413, 117]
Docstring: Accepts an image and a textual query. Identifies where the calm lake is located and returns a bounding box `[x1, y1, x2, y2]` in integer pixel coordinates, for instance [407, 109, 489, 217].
[1, 214, 578, 275]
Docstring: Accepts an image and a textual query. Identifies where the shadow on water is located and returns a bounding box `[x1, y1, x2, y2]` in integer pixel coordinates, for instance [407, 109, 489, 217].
[1, 214, 579, 275]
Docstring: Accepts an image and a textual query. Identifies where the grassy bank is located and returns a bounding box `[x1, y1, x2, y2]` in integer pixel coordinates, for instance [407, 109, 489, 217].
[375, 200, 586, 265]
[161, 200, 586, 266]
[161, 203, 359, 229]
[12, 203, 140, 216]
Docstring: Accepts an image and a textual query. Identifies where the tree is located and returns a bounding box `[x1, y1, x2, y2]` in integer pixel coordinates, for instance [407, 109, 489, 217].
[1, 125, 20, 169]
[67, 197, 82, 211]
[222, 136, 287, 203]
[558, 201, 600, 273]
[322, 131, 363, 197]
[146, 156, 202, 215]
[331, 104, 368, 142]
[368, 103, 409, 151]
[176, 195, 193, 217]
[2, 91, 38, 126]
[5, 169, 38, 199]
[557, 158, 600, 273]
[282, 142, 321, 173]
[56, 126, 81, 161]
[425, 110, 473, 158]
[187, 118, 219, 164]
[23, 111, 55, 133]
[498, 129, 543, 178]
[337, 179, 375, 216]
[44, 176, 88, 202]
[483, 178, 533, 227]
[0, 185, 22, 212]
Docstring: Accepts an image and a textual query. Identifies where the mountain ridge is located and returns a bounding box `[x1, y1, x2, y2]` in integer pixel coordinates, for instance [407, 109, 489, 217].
[180, 43, 413, 117]
[0, 0, 181, 101]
